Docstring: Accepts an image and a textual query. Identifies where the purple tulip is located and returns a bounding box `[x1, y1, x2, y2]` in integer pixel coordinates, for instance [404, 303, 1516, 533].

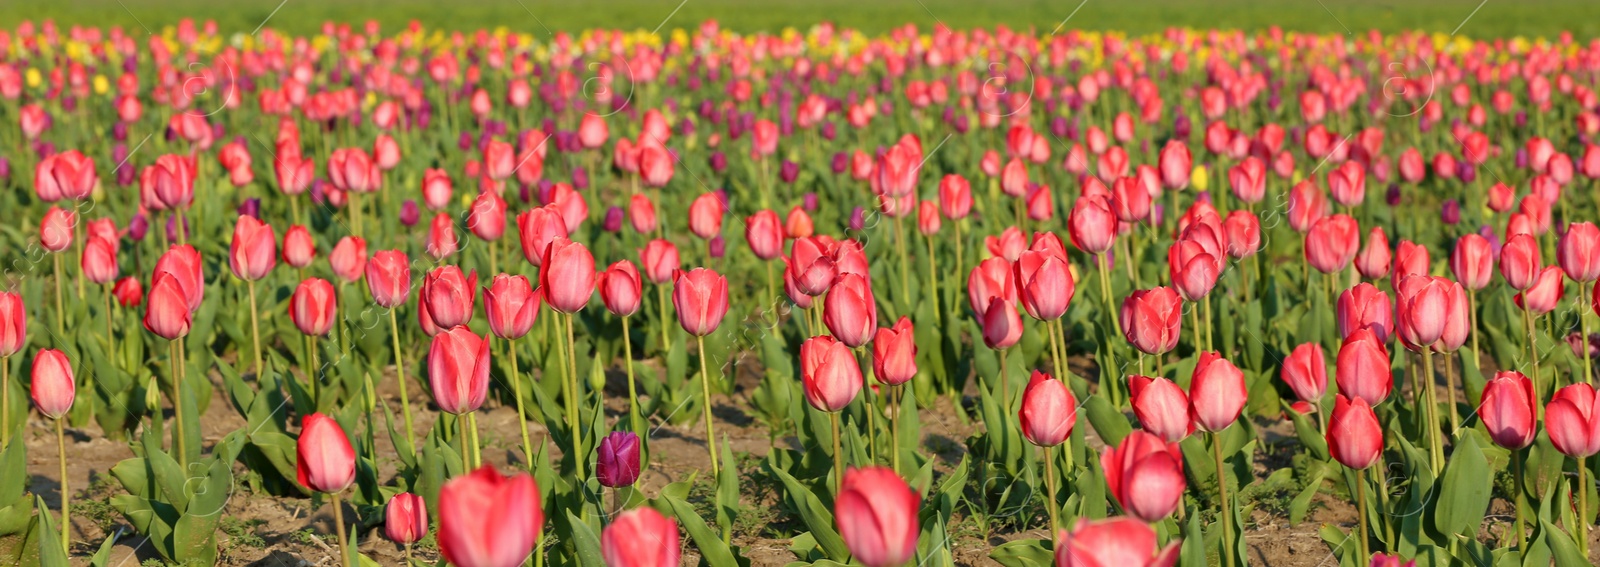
[127, 214, 149, 241]
[1385, 183, 1402, 206]
[1441, 199, 1460, 225]
[237, 198, 261, 219]
[803, 192, 818, 212]
[831, 152, 848, 174]
[709, 235, 726, 259]
[849, 207, 866, 232]
[603, 206, 625, 232]
[572, 166, 589, 190]
[709, 151, 728, 174]
[400, 200, 421, 227]
[780, 160, 799, 184]
[598, 429, 640, 486]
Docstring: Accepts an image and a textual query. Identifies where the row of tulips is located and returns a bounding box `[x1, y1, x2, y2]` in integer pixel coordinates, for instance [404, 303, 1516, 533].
[6, 15, 1600, 567]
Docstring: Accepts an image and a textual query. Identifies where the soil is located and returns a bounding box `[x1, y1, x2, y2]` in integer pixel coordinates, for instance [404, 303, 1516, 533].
[20, 352, 1597, 566]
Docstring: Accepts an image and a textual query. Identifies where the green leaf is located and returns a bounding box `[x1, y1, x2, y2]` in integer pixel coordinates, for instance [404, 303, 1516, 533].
[1082, 394, 1130, 447]
[988, 538, 1052, 567]
[1540, 520, 1589, 567]
[654, 493, 740, 567]
[1433, 433, 1492, 536]
[565, 511, 605, 567]
[1289, 460, 1330, 525]
[34, 496, 67, 567]
[766, 455, 849, 561]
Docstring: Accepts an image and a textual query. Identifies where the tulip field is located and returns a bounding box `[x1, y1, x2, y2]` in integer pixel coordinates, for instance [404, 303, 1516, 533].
[11, 7, 1600, 567]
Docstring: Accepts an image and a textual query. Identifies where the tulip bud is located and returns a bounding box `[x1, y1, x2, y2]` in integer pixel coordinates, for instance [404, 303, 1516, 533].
[437, 466, 543, 567]
[872, 317, 918, 386]
[296, 413, 356, 493]
[1547, 383, 1600, 458]
[672, 268, 729, 337]
[835, 467, 920, 567]
[1481, 371, 1537, 449]
[601, 507, 680, 567]
[1018, 371, 1077, 447]
[384, 492, 428, 545]
[800, 335, 861, 412]
[1327, 395, 1383, 469]
[289, 278, 338, 337]
[1102, 431, 1185, 522]
[1056, 517, 1181, 567]
[596, 431, 642, 488]
[1280, 342, 1328, 404]
[1189, 352, 1246, 432]
[428, 325, 491, 415]
[483, 274, 541, 340]
[30, 349, 74, 419]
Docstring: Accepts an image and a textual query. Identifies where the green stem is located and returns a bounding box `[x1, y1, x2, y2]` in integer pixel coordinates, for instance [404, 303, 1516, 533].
[171, 341, 187, 472]
[1356, 467, 1370, 561]
[53, 253, 64, 336]
[698, 335, 720, 477]
[1044, 444, 1059, 540]
[622, 316, 640, 435]
[389, 310, 417, 452]
[894, 215, 911, 316]
[468, 411, 482, 468]
[565, 313, 586, 482]
[1213, 431, 1235, 567]
[248, 279, 263, 377]
[1583, 282, 1594, 386]
[925, 233, 942, 326]
[1514, 449, 1528, 551]
[56, 418, 69, 556]
[830, 411, 843, 494]
[331, 491, 349, 567]
[509, 341, 534, 469]
[1580, 455, 1591, 558]
[1421, 349, 1443, 476]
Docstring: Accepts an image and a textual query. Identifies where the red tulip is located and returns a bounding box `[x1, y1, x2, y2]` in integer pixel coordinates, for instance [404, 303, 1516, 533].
[328, 147, 379, 193]
[786, 207, 814, 239]
[385, 492, 428, 545]
[1481, 371, 1537, 449]
[939, 174, 973, 219]
[1055, 517, 1181, 567]
[967, 257, 1016, 315]
[1168, 237, 1220, 301]
[429, 325, 492, 415]
[516, 206, 569, 266]
[541, 238, 595, 313]
[601, 507, 680, 567]
[1189, 352, 1246, 432]
[1111, 177, 1152, 223]
[81, 235, 119, 285]
[153, 245, 204, 313]
[1287, 180, 1327, 233]
[917, 200, 942, 235]
[1396, 276, 1466, 351]
[824, 274, 877, 348]
[1560, 222, 1600, 283]
[1327, 395, 1383, 469]
[836, 466, 920, 567]
[437, 466, 543, 567]
[629, 194, 658, 234]
[1228, 157, 1266, 204]
[788, 237, 837, 297]
[1336, 328, 1393, 406]
[143, 154, 196, 210]
[423, 169, 453, 210]
[1281, 342, 1328, 404]
[833, 240, 871, 279]
[1102, 431, 1186, 522]
[745, 210, 784, 261]
[229, 215, 276, 281]
[1121, 287, 1183, 356]
[283, 225, 316, 268]
[1392, 240, 1430, 288]
[1306, 214, 1360, 274]
[1027, 184, 1055, 221]
[672, 268, 729, 337]
[800, 335, 861, 412]
[467, 191, 508, 241]
[1001, 158, 1029, 197]
[143, 273, 192, 339]
[1068, 195, 1116, 255]
[296, 413, 356, 493]
[1223, 210, 1261, 259]
[639, 145, 674, 188]
[1149, 140, 1188, 190]
[640, 239, 680, 284]
[1547, 383, 1600, 458]
[875, 141, 919, 197]
[1354, 227, 1391, 280]
[329, 236, 368, 283]
[986, 227, 1028, 261]
[1327, 161, 1366, 207]
[872, 317, 917, 386]
[113, 277, 143, 308]
[688, 192, 725, 240]
[596, 260, 643, 318]
[289, 278, 338, 336]
[1451, 234, 1494, 291]
[1500, 234, 1542, 290]
[0, 293, 25, 357]
[1019, 371, 1078, 447]
[365, 250, 412, 309]
[39, 206, 74, 252]
[29, 349, 74, 419]
[484, 275, 540, 340]
[1515, 266, 1565, 315]
[1016, 250, 1075, 321]
[423, 266, 479, 329]
[1337, 282, 1393, 343]
[35, 150, 98, 201]
[1129, 375, 1194, 442]
[483, 140, 514, 181]
[979, 297, 1024, 350]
